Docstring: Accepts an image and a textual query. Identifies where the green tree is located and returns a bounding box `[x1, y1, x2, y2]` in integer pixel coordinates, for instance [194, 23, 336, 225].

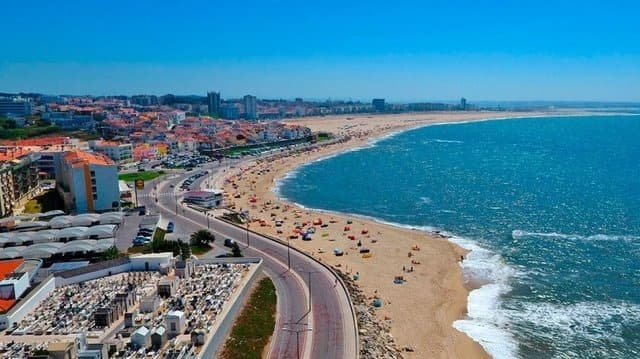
[231, 242, 243, 257]
[101, 246, 122, 260]
[190, 229, 215, 246]
[178, 239, 191, 260]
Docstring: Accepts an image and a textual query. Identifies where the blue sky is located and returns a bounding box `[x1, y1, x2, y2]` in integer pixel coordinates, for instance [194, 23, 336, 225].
[1, 0, 639, 101]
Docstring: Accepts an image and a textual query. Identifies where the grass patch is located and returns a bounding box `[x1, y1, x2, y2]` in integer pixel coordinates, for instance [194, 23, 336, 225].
[23, 191, 64, 214]
[153, 228, 166, 242]
[127, 245, 151, 254]
[118, 171, 164, 182]
[315, 132, 332, 141]
[190, 243, 212, 255]
[221, 277, 277, 359]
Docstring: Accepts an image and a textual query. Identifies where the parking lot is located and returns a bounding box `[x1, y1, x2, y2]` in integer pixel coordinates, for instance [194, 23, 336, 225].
[115, 213, 159, 250]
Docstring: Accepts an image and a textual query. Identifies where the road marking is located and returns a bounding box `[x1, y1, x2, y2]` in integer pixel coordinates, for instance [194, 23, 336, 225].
[145, 177, 314, 358]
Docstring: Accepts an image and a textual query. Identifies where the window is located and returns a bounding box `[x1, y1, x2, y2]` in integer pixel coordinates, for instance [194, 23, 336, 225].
[91, 178, 96, 185]
[92, 186, 97, 193]
[93, 194, 97, 200]
[90, 170, 95, 177]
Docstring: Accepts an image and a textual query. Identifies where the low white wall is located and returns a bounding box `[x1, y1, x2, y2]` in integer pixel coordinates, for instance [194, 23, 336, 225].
[55, 262, 132, 286]
[0, 275, 56, 330]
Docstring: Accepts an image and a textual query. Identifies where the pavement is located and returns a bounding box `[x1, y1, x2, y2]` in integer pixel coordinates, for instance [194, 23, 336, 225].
[134, 159, 357, 359]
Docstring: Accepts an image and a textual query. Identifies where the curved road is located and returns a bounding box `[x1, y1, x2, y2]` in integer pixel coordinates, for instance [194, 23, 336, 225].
[136, 164, 356, 359]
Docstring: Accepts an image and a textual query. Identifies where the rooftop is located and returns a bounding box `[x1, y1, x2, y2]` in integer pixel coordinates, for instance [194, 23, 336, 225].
[64, 150, 114, 167]
[0, 259, 24, 280]
[0, 147, 32, 162]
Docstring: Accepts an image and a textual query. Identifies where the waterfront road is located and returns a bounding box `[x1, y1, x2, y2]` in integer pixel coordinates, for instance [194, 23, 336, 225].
[137, 165, 357, 359]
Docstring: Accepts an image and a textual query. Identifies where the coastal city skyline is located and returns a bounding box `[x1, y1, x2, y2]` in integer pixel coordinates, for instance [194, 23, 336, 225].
[2, 1, 639, 101]
[1, 1, 638, 359]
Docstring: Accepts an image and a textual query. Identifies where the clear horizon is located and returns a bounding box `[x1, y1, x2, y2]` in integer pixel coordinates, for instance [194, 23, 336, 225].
[1, 0, 639, 102]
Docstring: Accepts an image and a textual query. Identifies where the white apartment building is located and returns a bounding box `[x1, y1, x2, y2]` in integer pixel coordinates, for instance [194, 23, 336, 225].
[89, 141, 133, 163]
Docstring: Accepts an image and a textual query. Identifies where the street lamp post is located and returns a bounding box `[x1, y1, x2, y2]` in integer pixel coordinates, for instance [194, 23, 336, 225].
[245, 210, 250, 248]
[246, 221, 250, 248]
[282, 323, 312, 359]
[287, 237, 291, 270]
[297, 269, 319, 324]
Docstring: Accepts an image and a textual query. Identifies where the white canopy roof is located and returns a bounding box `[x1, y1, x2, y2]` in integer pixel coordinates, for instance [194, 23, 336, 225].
[0, 246, 27, 259]
[70, 213, 100, 227]
[14, 221, 49, 231]
[86, 225, 116, 239]
[98, 212, 124, 224]
[21, 243, 65, 259]
[55, 226, 89, 240]
[30, 229, 59, 243]
[49, 216, 73, 229]
[0, 237, 114, 259]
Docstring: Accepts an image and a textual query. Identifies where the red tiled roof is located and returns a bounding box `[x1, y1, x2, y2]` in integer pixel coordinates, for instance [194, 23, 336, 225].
[64, 150, 114, 167]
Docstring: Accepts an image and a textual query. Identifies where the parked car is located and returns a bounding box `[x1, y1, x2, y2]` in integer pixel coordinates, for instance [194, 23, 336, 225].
[132, 238, 150, 246]
[167, 222, 174, 233]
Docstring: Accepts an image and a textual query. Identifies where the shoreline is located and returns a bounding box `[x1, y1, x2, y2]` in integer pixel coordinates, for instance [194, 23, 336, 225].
[218, 111, 552, 358]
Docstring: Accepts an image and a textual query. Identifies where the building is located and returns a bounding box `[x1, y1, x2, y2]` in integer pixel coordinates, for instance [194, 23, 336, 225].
[165, 310, 186, 338]
[183, 190, 224, 208]
[131, 326, 151, 349]
[130, 252, 173, 271]
[243, 95, 257, 120]
[48, 340, 77, 359]
[157, 277, 178, 298]
[124, 310, 137, 328]
[130, 95, 158, 107]
[220, 104, 239, 120]
[0, 150, 40, 217]
[460, 97, 467, 110]
[89, 140, 133, 163]
[191, 329, 206, 346]
[47, 113, 96, 131]
[372, 98, 385, 112]
[0, 259, 29, 312]
[207, 92, 221, 116]
[57, 150, 120, 213]
[0, 99, 32, 117]
[139, 295, 161, 313]
[169, 111, 186, 125]
[151, 326, 167, 350]
[175, 259, 194, 278]
[94, 307, 118, 328]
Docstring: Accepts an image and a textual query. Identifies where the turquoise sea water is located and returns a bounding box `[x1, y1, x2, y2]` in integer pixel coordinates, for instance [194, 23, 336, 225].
[277, 114, 640, 359]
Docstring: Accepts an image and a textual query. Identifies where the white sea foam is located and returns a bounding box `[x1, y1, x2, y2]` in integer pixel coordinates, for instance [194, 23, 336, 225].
[423, 138, 464, 144]
[512, 229, 639, 242]
[269, 114, 640, 358]
[446, 235, 520, 359]
[507, 300, 640, 343]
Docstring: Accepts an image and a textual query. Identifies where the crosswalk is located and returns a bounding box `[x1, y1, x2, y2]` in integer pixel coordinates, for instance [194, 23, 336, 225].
[137, 192, 176, 198]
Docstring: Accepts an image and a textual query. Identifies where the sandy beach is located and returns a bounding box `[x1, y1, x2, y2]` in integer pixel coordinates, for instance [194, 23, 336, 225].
[217, 111, 545, 358]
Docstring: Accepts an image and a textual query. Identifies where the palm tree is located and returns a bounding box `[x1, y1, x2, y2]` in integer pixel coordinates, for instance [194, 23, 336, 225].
[190, 229, 215, 246]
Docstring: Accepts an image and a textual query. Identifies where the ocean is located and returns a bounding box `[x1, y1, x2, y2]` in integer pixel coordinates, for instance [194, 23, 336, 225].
[276, 114, 640, 359]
